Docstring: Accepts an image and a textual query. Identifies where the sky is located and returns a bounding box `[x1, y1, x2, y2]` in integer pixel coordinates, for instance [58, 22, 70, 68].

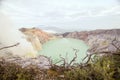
[0, 0, 120, 30]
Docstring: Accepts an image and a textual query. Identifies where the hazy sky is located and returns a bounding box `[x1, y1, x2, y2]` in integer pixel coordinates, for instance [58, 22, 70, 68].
[0, 0, 120, 30]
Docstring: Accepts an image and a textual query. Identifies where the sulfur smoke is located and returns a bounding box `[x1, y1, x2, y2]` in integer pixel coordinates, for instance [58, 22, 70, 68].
[0, 12, 37, 57]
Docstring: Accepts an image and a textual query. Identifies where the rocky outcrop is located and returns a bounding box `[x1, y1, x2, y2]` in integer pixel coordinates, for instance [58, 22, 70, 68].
[19, 27, 56, 51]
[60, 29, 120, 41]
[59, 29, 120, 53]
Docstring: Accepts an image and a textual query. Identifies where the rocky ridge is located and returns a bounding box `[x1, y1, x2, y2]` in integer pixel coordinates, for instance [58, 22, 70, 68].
[59, 29, 120, 53]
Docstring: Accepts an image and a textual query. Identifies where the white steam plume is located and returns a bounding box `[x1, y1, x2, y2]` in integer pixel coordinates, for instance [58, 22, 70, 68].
[0, 12, 37, 57]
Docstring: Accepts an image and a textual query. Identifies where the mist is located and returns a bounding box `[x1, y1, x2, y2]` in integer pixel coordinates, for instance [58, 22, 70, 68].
[0, 12, 37, 57]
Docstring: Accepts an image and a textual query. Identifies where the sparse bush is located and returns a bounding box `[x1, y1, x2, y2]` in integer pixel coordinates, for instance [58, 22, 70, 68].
[0, 52, 120, 80]
[64, 54, 120, 80]
[0, 59, 41, 80]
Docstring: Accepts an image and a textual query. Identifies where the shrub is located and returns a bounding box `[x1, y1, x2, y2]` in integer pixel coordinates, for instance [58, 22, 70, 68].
[64, 54, 120, 80]
[1, 53, 120, 80]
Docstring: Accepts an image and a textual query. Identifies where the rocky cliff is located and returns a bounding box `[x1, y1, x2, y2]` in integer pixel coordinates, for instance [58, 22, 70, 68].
[59, 29, 120, 53]
[19, 27, 56, 51]
[60, 29, 120, 41]
[19, 27, 120, 54]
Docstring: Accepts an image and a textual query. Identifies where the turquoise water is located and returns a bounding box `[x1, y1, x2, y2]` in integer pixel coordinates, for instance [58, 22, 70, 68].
[38, 38, 89, 64]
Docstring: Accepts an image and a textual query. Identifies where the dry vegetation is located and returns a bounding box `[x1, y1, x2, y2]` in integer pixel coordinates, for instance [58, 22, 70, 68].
[1, 53, 120, 80]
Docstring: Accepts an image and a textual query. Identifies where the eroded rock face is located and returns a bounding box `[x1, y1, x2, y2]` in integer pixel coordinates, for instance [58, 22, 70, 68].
[19, 27, 56, 51]
[60, 29, 120, 53]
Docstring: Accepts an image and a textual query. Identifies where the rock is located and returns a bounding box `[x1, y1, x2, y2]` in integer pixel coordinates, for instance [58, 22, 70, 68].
[19, 27, 56, 51]
[60, 29, 120, 53]
[3, 55, 51, 69]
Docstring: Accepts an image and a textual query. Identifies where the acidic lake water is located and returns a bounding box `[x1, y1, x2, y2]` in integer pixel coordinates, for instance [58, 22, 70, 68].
[38, 38, 89, 64]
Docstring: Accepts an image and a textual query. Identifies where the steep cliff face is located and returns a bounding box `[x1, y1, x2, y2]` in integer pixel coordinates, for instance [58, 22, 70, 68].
[60, 29, 120, 53]
[61, 29, 120, 41]
[19, 27, 56, 51]
[61, 31, 88, 41]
